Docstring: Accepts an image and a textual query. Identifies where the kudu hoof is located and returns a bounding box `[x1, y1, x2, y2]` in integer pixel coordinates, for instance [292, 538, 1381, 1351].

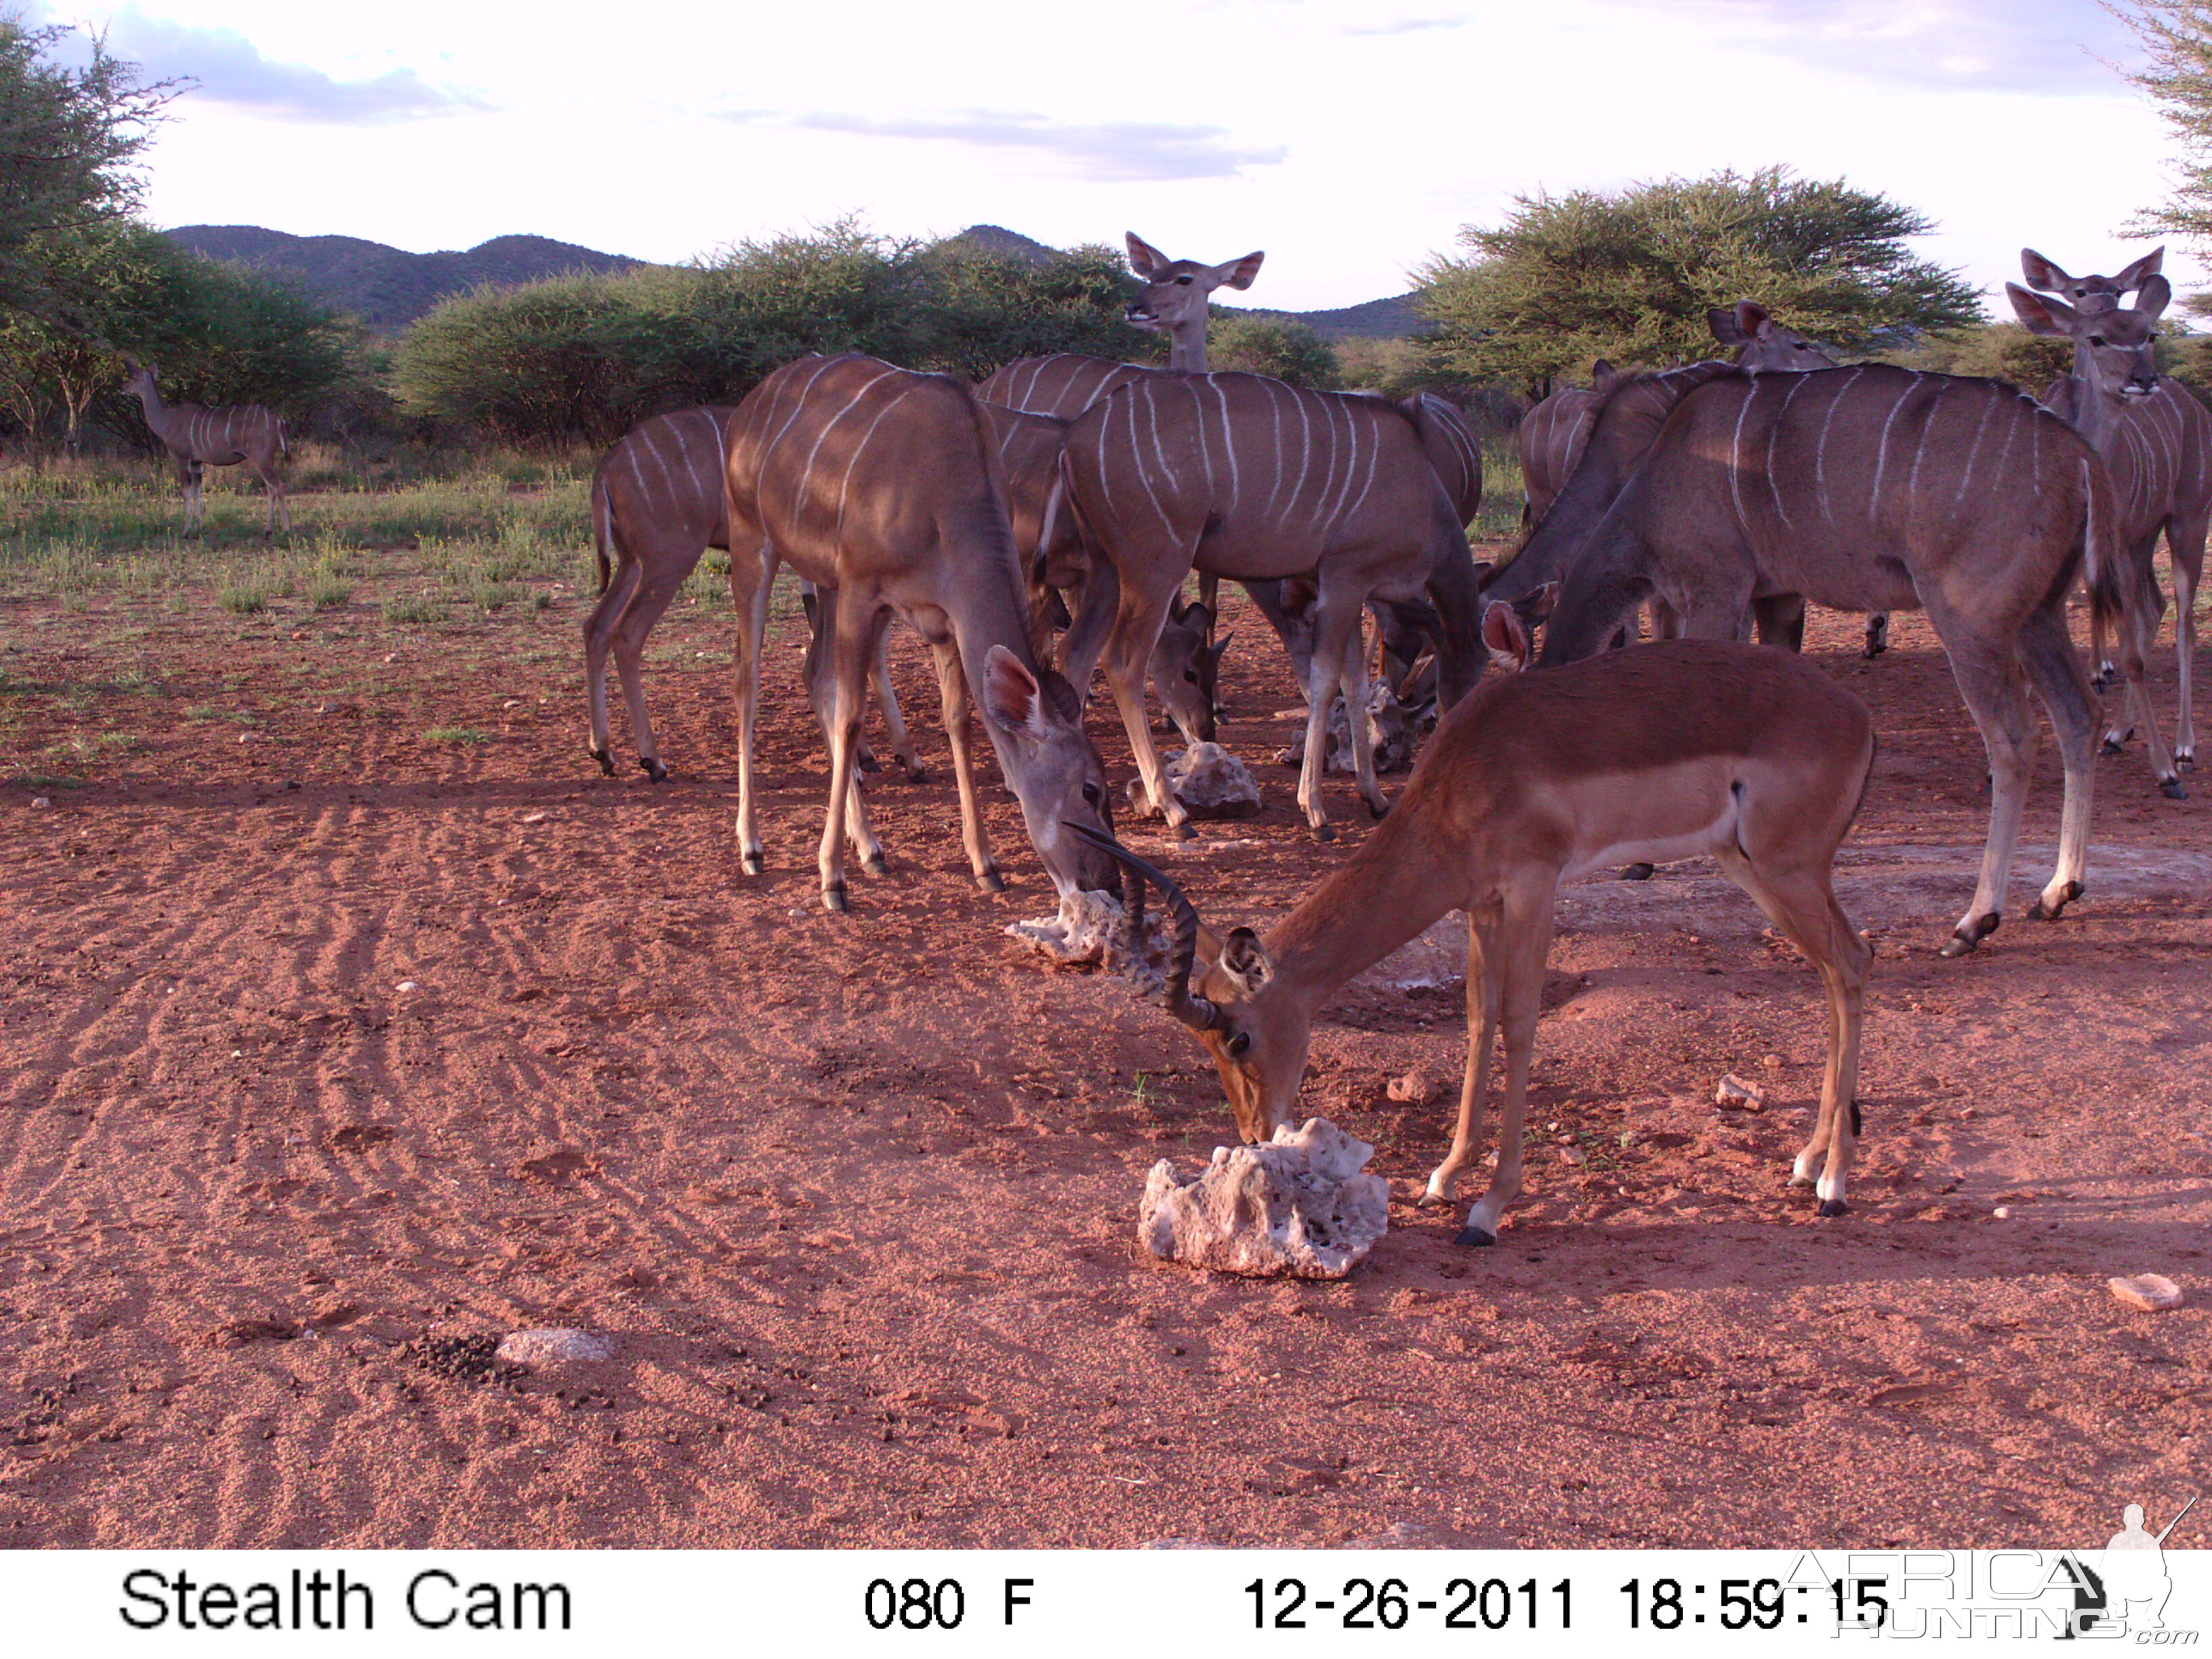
[638, 756, 669, 782]
[2101, 736, 2126, 757]
[857, 750, 883, 775]
[1366, 796, 1390, 822]
[590, 745, 616, 778]
[904, 764, 930, 785]
[861, 853, 890, 877]
[2029, 880, 2084, 922]
[2161, 777, 2189, 800]
[1172, 819, 1199, 842]
[2179, 754, 2197, 771]
[1862, 640, 1886, 660]
[822, 884, 849, 914]
[741, 851, 764, 876]
[1816, 1199, 1851, 1219]
[1454, 1224, 1497, 1248]
[1619, 863, 1655, 882]
[1939, 914, 2001, 958]
[1310, 821, 1336, 845]
[975, 868, 1004, 894]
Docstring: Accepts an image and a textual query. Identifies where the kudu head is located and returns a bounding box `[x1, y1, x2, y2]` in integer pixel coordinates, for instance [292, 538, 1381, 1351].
[1706, 302, 1836, 371]
[2007, 276, 2169, 406]
[1124, 233, 1264, 369]
[1151, 596, 1231, 745]
[1067, 824, 1305, 1142]
[119, 358, 158, 398]
[981, 648, 1122, 896]
[2020, 245, 2164, 316]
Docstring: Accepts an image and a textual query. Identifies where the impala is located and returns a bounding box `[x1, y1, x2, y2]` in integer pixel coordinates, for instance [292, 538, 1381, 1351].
[120, 359, 291, 536]
[1073, 635, 1875, 1242]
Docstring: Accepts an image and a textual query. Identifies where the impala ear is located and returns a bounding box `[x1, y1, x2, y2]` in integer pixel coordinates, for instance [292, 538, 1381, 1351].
[2138, 273, 2173, 323]
[1214, 250, 1264, 291]
[1590, 360, 1618, 394]
[983, 644, 1052, 739]
[1126, 232, 1168, 279]
[2020, 247, 2072, 293]
[2116, 245, 2166, 292]
[2007, 282, 2073, 338]
[1218, 926, 1273, 995]
[1482, 599, 1530, 666]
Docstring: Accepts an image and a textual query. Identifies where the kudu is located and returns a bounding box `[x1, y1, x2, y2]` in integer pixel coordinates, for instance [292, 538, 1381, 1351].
[120, 359, 291, 536]
[1073, 636, 1875, 1241]
[1059, 371, 1488, 840]
[1482, 361, 2128, 956]
[722, 354, 1120, 910]
[2015, 253, 2208, 773]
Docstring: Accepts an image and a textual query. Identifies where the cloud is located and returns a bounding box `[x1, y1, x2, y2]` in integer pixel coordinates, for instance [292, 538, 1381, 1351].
[102, 12, 490, 123]
[1605, 0, 2139, 95]
[723, 108, 1286, 182]
[1342, 15, 1466, 35]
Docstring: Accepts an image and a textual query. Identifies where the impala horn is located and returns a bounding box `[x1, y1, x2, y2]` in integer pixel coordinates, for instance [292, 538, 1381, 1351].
[1064, 822, 1221, 1033]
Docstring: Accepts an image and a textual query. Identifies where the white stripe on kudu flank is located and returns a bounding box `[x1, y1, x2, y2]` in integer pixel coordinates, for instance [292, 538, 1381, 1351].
[1340, 410, 1382, 528]
[1263, 377, 1288, 523]
[1767, 374, 1808, 528]
[1210, 377, 1239, 512]
[1729, 384, 1757, 532]
[1186, 380, 1214, 506]
[1906, 384, 1948, 499]
[792, 367, 901, 530]
[1814, 367, 1865, 520]
[836, 382, 922, 540]
[1867, 376, 1917, 506]
[1129, 390, 1173, 539]
[1952, 388, 1997, 510]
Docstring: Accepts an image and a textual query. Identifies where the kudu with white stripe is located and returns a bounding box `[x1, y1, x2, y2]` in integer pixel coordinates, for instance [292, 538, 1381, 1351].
[1059, 372, 1488, 838]
[121, 359, 291, 536]
[1483, 362, 2128, 956]
[723, 354, 1120, 910]
[2013, 258, 2209, 773]
[1073, 638, 1875, 1240]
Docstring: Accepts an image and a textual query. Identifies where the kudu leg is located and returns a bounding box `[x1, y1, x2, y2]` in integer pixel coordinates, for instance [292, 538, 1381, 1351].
[811, 592, 886, 910]
[1294, 594, 1374, 838]
[583, 556, 643, 774]
[1864, 613, 1889, 659]
[2174, 538, 2202, 768]
[1100, 588, 1193, 838]
[928, 640, 1003, 893]
[1325, 594, 1389, 820]
[1936, 624, 2038, 956]
[610, 557, 692, 782]
[2110, 559, 2184, 797]
[869, 617, 926, 783]
[729, 537, 775, 878]
[2017, 604, 2097, 918]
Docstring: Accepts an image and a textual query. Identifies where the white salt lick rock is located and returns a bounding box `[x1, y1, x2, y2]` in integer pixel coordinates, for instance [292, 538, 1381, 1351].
[495, 1328, 616, 1368]
[2108, 1274, 2185, 1313]
[1140, 1117, 1389, 1279]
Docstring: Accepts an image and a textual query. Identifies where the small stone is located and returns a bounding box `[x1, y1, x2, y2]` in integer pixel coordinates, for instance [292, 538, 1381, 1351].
[1714, 1073, 1767, 1111]
[495, 1328, 615, 1368]
[29, 796, 50, 809]
[395, 980, 419, 994]
[2109, 1274, 2185, 1313]
[502, 699, 523, 710]
[1761, 1053, 1784, 1071]
[384, 653, 398, 663]
[315, 699, 339, 714]
[1387, 1071, 1437, 1105]
[1139, 1117, 1389, 1279]
[1561, 1146, 1587, 1167]
[237, 731, 258, 744]
[521, 811, 549, 825]
[1993, 1206, 2012, 1220]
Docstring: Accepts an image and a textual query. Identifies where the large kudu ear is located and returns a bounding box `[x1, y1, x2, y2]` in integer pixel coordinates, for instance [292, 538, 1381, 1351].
[2116, 246, 2166, 292]
[982, 644, 1052, 740]
[1213, 250, 1264, 291]
[1218, 926, 1273, 995]
[1707, 304, 1753, 346]
[1206, 630, 1234, 670]
[1126, 232, 1168, 279]
[2020, 247, 2073, 294]
[2006, 282, 2074, 338]
[1590, 360, 1618, 394]
[1482, 599, 1532, 668]
[2137, 273, 2173, 323]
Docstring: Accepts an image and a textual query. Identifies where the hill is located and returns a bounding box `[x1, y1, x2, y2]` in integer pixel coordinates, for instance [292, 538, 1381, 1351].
[162, 226, 651, 330]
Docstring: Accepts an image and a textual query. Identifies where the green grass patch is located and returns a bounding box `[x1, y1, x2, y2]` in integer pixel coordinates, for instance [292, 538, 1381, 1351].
[422, 726, 491, 745]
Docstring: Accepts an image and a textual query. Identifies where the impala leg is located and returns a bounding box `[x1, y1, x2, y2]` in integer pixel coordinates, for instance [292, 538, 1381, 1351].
[610, 556, 691, 783]
[2018, 604, 2097, 918]
[1422, 903, 1501, 1213]
[931, 640, 1003, 892]
[583, 556, 642, 774]
[871, 615, 926, 783]
[1457, 884, 1554, 1246]
[1935, 620, 2035, 955]
[729, 537, 775, 878]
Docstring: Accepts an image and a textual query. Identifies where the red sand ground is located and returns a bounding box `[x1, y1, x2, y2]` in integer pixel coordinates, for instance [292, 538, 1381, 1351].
[2, 581, 2207, 1549]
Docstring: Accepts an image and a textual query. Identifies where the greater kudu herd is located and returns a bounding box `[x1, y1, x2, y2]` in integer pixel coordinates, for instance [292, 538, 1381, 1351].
[558, 231, 2196, 1248]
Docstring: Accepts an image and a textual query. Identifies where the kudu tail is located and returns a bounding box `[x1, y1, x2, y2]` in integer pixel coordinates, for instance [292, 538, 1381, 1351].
[590, 474, 615, 596]
[1057, 451, 1119, 695]
[2078, 453, 2136, 649]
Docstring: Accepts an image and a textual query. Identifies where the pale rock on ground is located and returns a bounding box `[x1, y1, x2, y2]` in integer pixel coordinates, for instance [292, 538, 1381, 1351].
[1126, 742, 1263, 820]
[1140, 1117, 1389, 1279]
[495, 1328, 615, 1368]
[1006, 888, 1175, 992]
[2108, 1275, 2186, 1312]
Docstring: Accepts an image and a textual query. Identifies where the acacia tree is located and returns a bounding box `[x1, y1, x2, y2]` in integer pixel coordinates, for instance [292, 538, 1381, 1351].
[1418, 167, 1982, 398]
[2114, 1, 2212, 247]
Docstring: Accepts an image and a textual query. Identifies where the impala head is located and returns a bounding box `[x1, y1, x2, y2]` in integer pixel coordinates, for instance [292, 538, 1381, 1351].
[2007, 276, 2169, 402]
[1067, 825, 1307, 1142]
[2020, 245, 2163, 316]
[1123, 232, 1263, 336]
[1707, 302, 1836, 371]
[1151, 596, 1231, 745]
[981, 646, 1120, 896]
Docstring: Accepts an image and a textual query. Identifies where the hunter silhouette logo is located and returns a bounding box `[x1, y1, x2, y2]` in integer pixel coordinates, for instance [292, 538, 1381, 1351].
[2058, 1494, 2196, 1639]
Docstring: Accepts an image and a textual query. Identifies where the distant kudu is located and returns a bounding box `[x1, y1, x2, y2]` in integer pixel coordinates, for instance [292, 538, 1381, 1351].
[1073, 638, 1876, 1240]
[1059, 372, 1488, 840]
[120, 359, 291, 536]
[1482, 361, 2130, 956]
[722, 354, 1120, 911]
[2016, 248, 2207, 771]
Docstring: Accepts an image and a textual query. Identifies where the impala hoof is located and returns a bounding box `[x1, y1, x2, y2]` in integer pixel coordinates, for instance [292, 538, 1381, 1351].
[2028, 880, 2083, 921]
[1816, 1199, 1851, 1219]
[638, 756, 668, 782]
[975, 868, 1004, 894]
[862, 853, 890, 877]
[590, 745, 615, 778]
[1620, 863, 1655, 882]
[822, 884, 848, 914]
[2161, 777, 2188, 800]
[1454, 1225, 1497, 1248]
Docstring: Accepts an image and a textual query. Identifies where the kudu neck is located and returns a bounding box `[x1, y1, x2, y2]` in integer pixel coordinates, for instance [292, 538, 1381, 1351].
[1166, 322, 1208, 374]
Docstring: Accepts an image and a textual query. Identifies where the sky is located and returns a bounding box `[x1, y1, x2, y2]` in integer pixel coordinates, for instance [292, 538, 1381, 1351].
[33, 0, 2203, 315]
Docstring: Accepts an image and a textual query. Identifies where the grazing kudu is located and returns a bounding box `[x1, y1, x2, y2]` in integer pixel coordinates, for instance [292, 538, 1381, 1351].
[722, 354, 1120, 911]
[1482, 362, 2127, 956]
[2009, 275, 2209, 786]
[120, 359, 291, 536]
[1073, 637, 1875, 1240]
[583, 405, 922, 784]
[1059, 372, 1488, 840]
